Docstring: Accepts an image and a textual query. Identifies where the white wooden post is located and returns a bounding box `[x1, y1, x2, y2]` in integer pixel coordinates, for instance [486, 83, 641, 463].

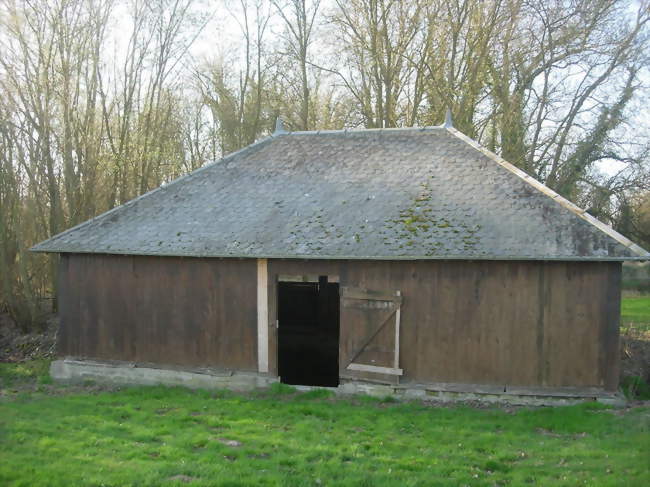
[257, 258, 268, 373]
[394, 290, 401, 370]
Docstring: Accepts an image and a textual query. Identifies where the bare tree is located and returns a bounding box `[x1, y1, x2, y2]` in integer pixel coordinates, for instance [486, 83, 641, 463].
[100, 0, 208, 205]
[326, 0, 427, 128]
[198, 0, 274, 153]
[0, 0, 115, 322]
[0, 0, 207, 329]
[272, 0, 321, 130]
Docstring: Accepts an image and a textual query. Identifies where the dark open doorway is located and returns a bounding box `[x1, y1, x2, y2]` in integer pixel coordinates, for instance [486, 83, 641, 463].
[277, 276, 340, 387]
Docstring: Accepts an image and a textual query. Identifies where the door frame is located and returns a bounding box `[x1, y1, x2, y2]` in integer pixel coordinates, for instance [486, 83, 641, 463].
[259, 262, 340, 378]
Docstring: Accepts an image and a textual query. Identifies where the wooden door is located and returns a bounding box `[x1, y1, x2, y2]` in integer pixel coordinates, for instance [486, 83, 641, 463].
[339, 286, 403, 383]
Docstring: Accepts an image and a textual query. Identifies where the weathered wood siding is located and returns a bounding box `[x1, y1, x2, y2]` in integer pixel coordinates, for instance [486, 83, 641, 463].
[58, 254, 257, 370]
[267, 259, 621, 390]
[59, 255, 621, 390]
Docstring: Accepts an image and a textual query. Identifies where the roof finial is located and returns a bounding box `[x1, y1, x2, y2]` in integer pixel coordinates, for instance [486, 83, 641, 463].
[274, 117, 286, 134]
[444, 108, 453, 128]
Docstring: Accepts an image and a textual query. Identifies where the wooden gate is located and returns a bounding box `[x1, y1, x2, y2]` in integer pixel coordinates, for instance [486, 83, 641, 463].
[339, 287, 403, 382]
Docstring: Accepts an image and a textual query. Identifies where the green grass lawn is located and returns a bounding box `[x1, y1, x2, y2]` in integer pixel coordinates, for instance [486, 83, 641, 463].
[621, 296, 650, 331]
[0, 365, 648, 486]
[0, 359, 52, 387]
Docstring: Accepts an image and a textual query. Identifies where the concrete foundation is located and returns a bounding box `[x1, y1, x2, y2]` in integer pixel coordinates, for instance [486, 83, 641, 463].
[338, 381, 625, 407]
[51, 359, 278, 391]
[51, 358, 626, 407]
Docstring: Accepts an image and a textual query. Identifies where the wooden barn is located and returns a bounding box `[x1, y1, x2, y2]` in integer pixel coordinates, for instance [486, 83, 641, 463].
[33, 122, 649, 403]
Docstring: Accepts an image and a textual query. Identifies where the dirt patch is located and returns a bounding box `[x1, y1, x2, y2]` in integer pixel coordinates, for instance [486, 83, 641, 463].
[620, 327, 650, 382]
[536, 428, 588, 439]
[168, 474, 196, 483]
[248, 452, 270, 459]
[217, 438, 242, 447]
[0, 313, 57, 362]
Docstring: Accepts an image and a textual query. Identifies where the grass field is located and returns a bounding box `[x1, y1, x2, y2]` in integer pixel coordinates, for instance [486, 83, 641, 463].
[621, 296, 650, 332]
[0, 364, 648, 486]
[0, 298, 649, 486]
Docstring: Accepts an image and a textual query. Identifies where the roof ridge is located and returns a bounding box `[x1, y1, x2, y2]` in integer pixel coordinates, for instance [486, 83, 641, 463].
[280, 125, 446, 136]
[446, 127, 649, 258]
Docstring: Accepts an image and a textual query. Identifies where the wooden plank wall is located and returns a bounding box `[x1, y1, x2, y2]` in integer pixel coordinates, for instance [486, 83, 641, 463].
[59, 255, 621, 390]
[58, 254, 258, 370]
[267, 259, 621, 390]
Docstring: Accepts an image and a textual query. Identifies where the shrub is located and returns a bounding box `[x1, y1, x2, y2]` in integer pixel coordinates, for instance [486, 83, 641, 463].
[621, 375, 650, 400]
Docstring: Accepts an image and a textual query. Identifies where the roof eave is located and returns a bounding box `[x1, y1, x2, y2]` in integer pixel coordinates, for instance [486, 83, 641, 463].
[29, 246, 649, 262]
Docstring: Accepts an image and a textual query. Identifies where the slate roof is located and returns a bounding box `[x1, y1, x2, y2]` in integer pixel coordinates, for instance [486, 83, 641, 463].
[32, 126, 649, 261]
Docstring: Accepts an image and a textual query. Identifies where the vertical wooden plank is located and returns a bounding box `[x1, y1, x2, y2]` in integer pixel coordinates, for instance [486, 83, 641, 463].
[602, 262, 622, 391]
[257, 258, 269, 373]
[504, 262, 540, 386]
[56, 254, 70, 357]
[267, 265, 278, 376]
[79, 254, 96, 358]
[67, 255, 82, 357]
[536, 262, 547, 386]
[394, 290, 401, 369]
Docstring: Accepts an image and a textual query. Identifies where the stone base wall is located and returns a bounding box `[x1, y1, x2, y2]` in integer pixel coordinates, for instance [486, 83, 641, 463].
[51, 359, 277, 391]
[51, 358, 626, 407]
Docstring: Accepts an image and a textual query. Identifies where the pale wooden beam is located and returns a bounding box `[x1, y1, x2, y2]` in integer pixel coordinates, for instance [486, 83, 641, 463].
[277, 274, 340, 283]
[257, 258, 269, 373]
[347, 363, 403, 376]
[394, 290, 401, 370]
